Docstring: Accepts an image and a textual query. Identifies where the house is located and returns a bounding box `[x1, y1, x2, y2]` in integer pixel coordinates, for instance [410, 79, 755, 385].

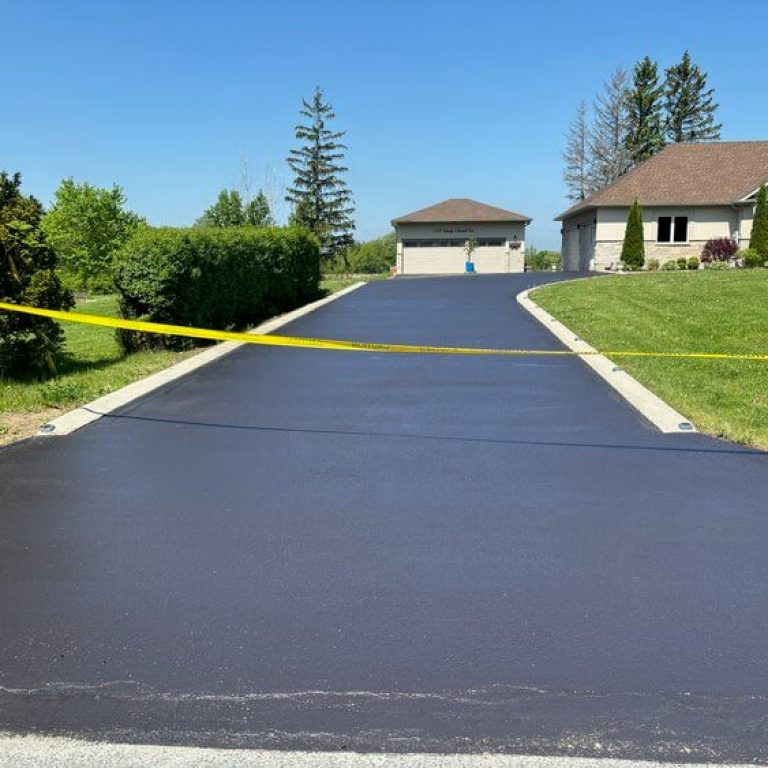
[392, 198, 531, 275]
[556, 141, 768, 271]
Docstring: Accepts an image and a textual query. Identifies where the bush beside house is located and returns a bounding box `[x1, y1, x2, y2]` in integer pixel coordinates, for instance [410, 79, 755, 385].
[620, 199, 645, 270]
[115, 226, 320, 350]
[700, 237, 738, 263]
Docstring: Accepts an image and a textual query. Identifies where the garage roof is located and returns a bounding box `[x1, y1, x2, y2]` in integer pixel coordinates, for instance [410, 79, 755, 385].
[556, 141, 768, 221]
[392, 198, 531, 225]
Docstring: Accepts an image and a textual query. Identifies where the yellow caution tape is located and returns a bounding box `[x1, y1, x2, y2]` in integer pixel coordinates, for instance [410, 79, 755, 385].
[2, 301, 768, 362]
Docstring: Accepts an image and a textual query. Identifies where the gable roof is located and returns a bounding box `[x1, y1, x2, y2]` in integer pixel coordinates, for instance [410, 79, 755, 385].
[556, 141, 768, 220]
[392, 198, 531, 225]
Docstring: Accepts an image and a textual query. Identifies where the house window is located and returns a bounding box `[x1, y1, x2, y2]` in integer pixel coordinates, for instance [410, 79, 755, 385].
[657, 216, 688, 243]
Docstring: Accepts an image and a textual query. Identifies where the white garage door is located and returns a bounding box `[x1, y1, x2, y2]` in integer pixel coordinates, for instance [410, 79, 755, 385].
[403, 246, 465, 274]
[402, 242, 507, 274]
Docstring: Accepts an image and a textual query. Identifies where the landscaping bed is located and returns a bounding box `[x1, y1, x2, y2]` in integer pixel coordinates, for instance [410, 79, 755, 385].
[531, 271, 768, 449]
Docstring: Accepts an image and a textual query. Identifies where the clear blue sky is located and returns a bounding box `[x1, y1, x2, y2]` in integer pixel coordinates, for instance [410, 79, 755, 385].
[3, 0, 767, 249]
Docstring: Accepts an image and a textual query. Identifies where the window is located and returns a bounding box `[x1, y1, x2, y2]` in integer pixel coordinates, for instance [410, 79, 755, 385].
[402, 239, 468, 248]
[673, 216, 688, 242]
[657, 216, 688, 243]
[657, 217, 671, 242]
[475, 238, 505, 247]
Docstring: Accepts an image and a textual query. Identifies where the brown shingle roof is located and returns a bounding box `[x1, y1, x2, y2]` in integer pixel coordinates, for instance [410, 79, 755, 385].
[392, 198, 531, 225]
[556, 141, 768, 220]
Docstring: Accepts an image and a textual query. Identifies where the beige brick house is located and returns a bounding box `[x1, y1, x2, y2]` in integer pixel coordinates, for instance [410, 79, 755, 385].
[556, 142, 768, 271]
[392, 198, 531, 275]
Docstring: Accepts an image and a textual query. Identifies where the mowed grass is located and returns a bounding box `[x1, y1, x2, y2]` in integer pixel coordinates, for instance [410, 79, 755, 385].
[0, 295, 194, 441]
[532, 271, 768, 449]
[1, 276, 385, 443]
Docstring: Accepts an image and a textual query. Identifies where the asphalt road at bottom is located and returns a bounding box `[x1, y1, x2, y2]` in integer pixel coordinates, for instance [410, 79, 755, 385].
[1, 273, 768, 764]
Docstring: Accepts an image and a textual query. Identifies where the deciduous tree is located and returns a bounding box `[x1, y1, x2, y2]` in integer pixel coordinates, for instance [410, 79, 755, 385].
[43, 179, 143, 292]
[563, 101, 592, 201]
[589, 67, 632, 191]
[244, 191, 274, 227]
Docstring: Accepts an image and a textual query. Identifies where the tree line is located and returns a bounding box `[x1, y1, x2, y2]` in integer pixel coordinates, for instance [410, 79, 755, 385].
[1, 85, 364, 374]
[564, 51, 721, 201]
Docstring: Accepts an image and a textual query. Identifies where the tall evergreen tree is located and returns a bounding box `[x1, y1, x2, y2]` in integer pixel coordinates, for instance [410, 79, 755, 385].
[589, 66, 632, 191]
[563, 101, 592, 201]
[750, 183, 768, 257]
[625, 57, 666, 165]
[286, 87, 355, 260]
[664, 51, 721, 143]
[621, 199, 645, 270]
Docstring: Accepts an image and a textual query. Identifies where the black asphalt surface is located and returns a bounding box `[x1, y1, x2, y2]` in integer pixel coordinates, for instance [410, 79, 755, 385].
[2, 273, 768, 763]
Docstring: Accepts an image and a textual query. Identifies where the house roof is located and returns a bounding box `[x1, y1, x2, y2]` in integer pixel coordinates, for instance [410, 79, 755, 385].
[392, 198, 531, 225]
[556, 141, 768, 221]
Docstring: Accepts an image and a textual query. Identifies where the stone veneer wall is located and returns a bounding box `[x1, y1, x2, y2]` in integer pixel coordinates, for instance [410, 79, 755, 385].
[594, 241, 710, 270]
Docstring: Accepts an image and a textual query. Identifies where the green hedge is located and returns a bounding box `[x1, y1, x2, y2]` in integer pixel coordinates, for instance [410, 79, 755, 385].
[114, 226, 320, 350]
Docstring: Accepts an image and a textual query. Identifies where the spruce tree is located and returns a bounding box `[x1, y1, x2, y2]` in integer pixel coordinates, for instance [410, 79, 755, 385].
[664, 51, 721, 143]
[625, 57, 665, 165]
[750, 183, 768, 257]
[0, 172, 73, 374]
[286, 87, 355, 261]
[621, 199, 645, 270]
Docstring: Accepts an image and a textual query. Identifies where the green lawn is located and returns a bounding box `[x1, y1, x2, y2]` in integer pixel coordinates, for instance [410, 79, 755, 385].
[1, 276, 385, 444]
[531, 271, 768, 449]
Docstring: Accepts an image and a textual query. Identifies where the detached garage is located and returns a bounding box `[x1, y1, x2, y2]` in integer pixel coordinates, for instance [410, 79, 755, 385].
[392, 198, 531, 275]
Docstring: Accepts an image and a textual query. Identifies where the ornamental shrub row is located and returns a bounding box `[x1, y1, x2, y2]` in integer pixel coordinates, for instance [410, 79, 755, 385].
[114, 226, 320, 350]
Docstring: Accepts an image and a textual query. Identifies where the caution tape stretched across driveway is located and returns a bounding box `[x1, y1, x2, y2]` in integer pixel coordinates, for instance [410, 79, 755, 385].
[2, 300, 768, 362]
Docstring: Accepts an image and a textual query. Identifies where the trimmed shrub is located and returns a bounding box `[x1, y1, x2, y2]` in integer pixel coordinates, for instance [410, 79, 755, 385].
[114, 226, 320, 350]
[687, 256, 699, 270]
[700, 237, 738, 263]
[750, 183, 768, 257]
[676, 257, 688, 270]
[704, 260, 729, 270]
[646, 257, 660, 271]
[621, 199, 645, 270]
[661, 260, 678, 270]
[741, 248, 766, 269]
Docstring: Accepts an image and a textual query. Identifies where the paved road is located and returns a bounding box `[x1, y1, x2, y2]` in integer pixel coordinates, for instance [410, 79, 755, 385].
[1, 274, 768, 763]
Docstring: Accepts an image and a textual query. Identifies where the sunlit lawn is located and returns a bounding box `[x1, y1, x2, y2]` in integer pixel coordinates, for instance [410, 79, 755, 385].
[532, 271, 768, 448]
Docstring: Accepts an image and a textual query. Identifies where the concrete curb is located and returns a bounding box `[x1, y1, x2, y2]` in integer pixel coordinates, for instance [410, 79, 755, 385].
[516, 287, 696, 435]
[0, 735, 748, 768]
[37, 282, 366, 438]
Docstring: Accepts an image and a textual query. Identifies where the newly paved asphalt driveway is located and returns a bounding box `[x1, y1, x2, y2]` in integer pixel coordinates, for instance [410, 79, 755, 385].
[2, 274, 768, 763]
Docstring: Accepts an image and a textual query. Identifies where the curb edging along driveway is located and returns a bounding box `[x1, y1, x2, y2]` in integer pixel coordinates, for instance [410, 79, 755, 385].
[516, 285, 696, 435]
[36, 282, 366, 438]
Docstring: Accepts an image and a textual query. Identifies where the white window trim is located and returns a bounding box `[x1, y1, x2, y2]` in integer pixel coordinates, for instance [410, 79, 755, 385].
[656, 215, 690, 245]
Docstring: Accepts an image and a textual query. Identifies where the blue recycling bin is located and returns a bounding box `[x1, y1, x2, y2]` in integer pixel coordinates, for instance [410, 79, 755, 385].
[465, 261, 475, 273]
